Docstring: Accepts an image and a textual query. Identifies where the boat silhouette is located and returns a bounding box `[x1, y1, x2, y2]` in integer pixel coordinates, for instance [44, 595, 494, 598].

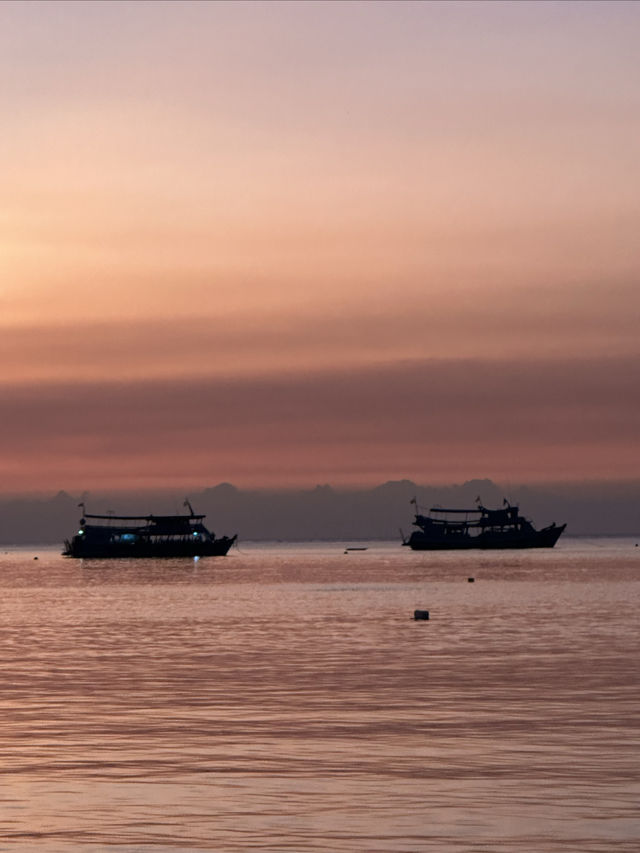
[63, 502, 236, 558]
[403, 499, 565, 550]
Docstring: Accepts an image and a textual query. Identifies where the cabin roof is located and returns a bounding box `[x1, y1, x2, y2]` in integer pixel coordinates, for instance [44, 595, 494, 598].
[83, 513, 206, 521]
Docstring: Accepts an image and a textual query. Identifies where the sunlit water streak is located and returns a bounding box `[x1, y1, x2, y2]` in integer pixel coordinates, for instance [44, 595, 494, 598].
[0, 539, 638, 851]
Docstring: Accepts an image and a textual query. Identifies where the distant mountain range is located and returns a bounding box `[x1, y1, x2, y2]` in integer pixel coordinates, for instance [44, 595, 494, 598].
[0, 479, 638, 545]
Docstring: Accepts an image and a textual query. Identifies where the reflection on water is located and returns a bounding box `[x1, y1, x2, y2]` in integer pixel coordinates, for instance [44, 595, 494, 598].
[0, 540, 638, 851]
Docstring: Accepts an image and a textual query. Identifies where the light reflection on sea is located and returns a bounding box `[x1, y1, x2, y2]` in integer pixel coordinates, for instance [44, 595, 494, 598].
[0, 539, 638, 851]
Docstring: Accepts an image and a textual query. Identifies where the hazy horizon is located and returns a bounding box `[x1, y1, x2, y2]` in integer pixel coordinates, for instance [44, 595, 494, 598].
[3, 474, 640, 502]
[1, 476, 638, 544]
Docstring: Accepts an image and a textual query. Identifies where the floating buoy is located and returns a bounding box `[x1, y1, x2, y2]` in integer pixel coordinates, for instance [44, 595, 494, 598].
[414, 609, 429, 620]
[33, 556, 38, 560]
[468, 577, 475, 582]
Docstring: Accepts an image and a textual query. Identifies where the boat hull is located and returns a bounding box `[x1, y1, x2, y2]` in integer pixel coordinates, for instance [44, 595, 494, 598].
[63, 535, 237, 559]
[406, 524, 565, 551]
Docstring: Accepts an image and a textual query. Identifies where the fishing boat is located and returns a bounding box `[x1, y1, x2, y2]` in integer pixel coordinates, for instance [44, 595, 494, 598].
[403, 499, 565, 550]
[63, 502, 237, 558]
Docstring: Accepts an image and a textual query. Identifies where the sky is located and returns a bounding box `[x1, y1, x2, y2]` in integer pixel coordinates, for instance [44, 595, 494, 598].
[1, 0, 639, 494]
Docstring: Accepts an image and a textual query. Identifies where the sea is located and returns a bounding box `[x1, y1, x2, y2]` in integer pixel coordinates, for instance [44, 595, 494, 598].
[0, 538, 638, 852]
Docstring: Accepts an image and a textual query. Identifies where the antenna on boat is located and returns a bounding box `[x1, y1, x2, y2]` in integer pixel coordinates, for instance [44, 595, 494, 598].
[184, 498, 195, 516]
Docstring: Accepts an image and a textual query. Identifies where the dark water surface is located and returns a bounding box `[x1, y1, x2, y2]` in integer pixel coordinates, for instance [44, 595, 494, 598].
[0, 539, 638, 851]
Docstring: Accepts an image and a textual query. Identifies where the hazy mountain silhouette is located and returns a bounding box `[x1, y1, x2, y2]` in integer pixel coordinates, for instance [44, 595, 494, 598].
[0, 479, 638, 545]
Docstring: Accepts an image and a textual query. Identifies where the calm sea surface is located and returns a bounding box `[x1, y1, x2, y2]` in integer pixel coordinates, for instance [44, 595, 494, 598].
[0, 538, 638, 852]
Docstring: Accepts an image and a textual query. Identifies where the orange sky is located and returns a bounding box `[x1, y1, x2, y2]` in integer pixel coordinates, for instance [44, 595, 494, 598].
[1, 1, 639, 493]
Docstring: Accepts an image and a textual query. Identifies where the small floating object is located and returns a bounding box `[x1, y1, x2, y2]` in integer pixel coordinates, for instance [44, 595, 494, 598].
[33, 556, 38, 560]
[414, 609, 429, 620]
[345, 547, 368, 551]
[468, 577, 475, 582]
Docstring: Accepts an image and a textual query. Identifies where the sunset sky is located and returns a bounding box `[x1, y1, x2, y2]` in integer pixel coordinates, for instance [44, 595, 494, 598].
[2, 0, 639, 493]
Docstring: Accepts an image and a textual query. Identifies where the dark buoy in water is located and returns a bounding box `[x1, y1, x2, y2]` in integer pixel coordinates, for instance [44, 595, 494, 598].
[414, 609, 429, 620]
[468, 577, 475, 582]
[33, 556, 38, 560]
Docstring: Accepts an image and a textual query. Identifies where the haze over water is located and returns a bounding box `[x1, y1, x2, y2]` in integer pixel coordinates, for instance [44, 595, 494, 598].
[1, 539, 638, 851]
